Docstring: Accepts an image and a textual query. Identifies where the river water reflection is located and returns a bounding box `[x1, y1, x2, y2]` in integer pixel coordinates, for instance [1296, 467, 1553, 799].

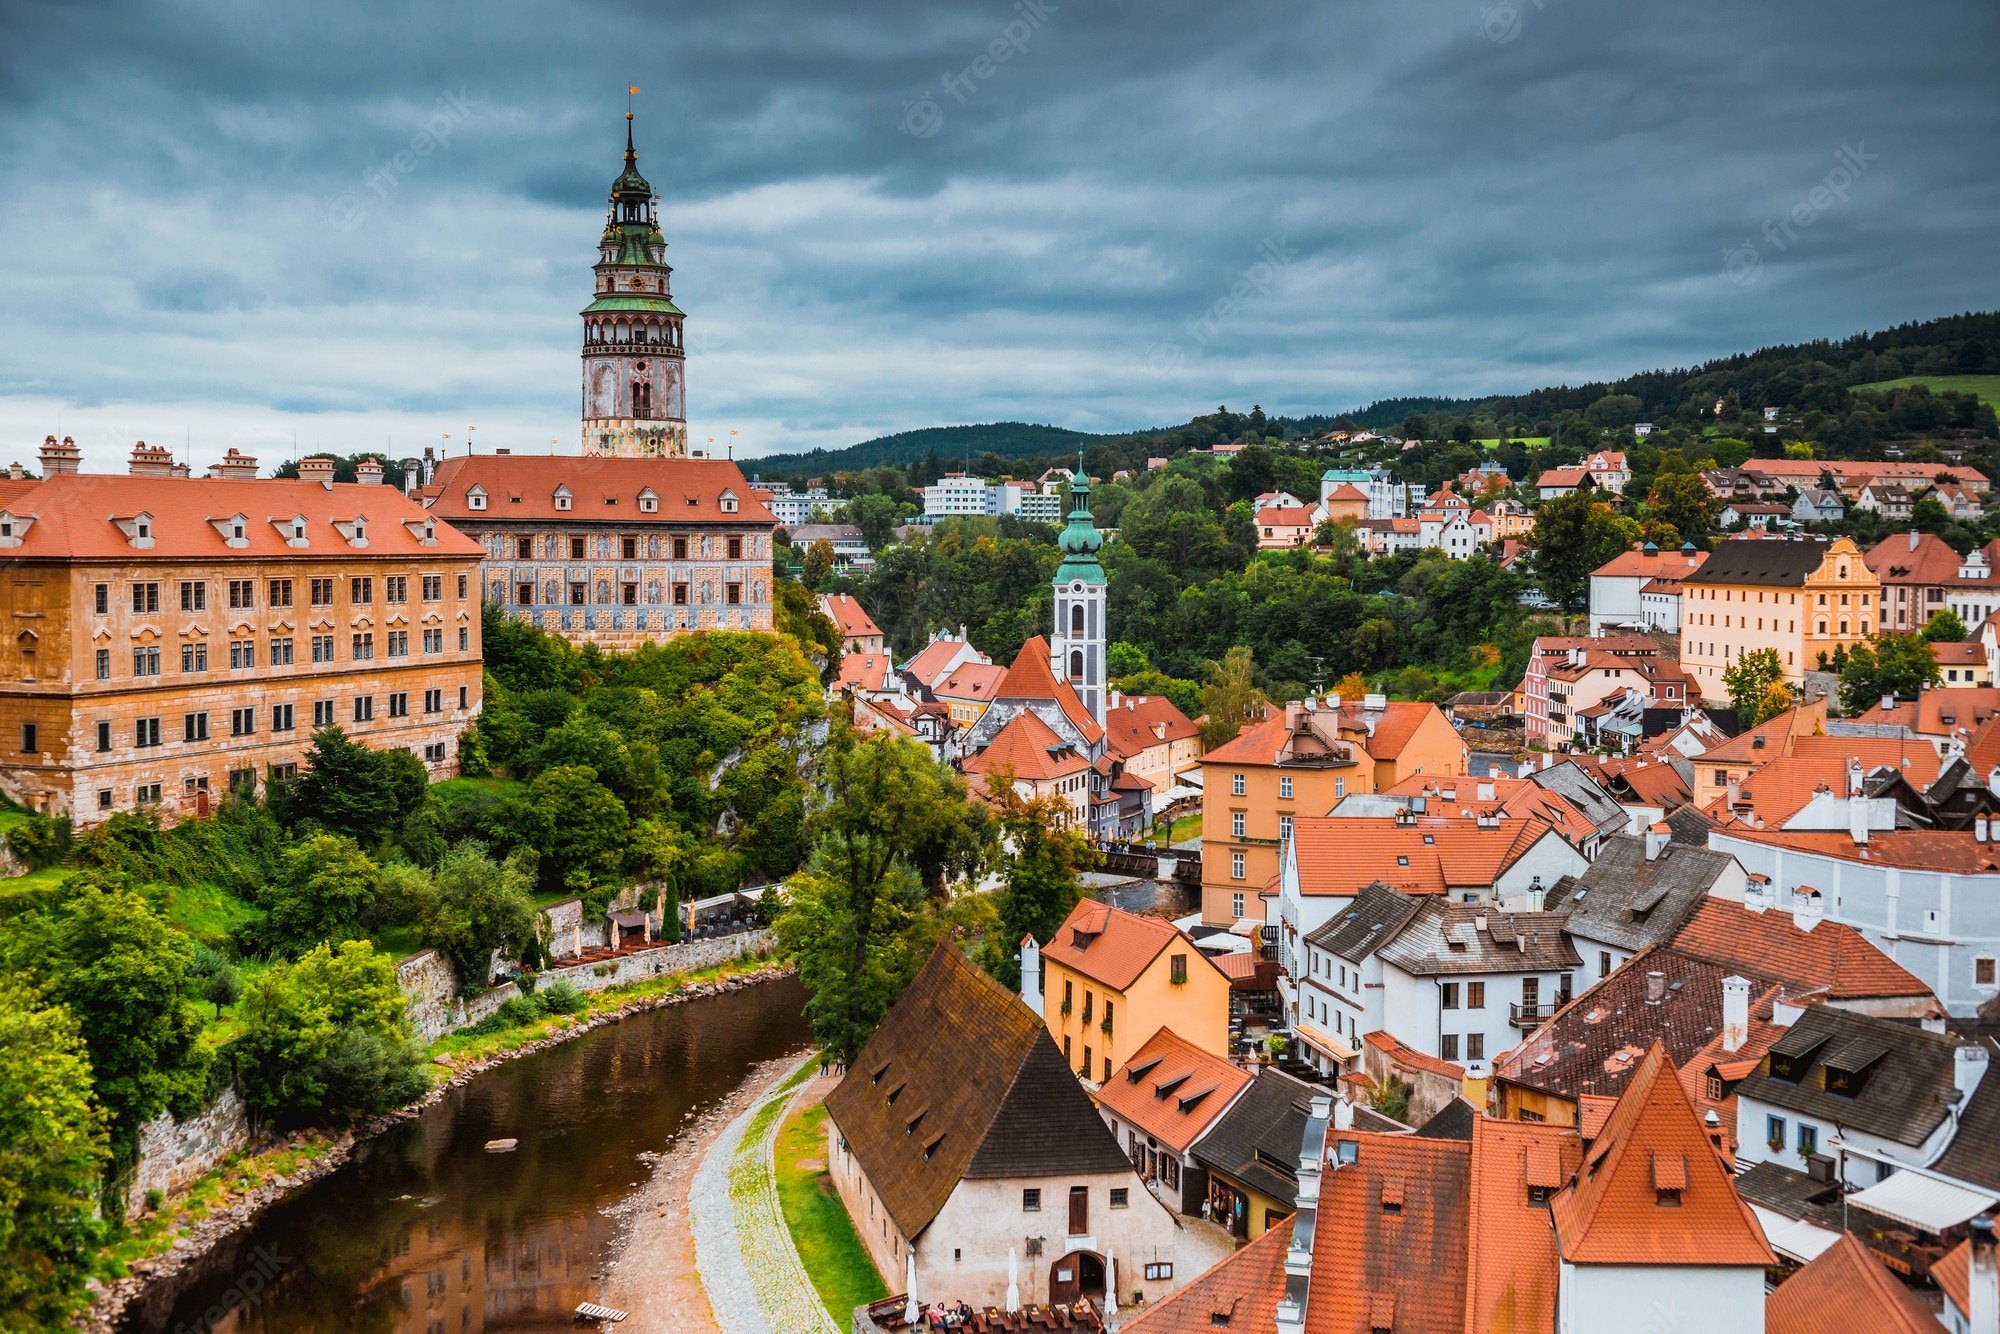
[120, 976, 810, 1333]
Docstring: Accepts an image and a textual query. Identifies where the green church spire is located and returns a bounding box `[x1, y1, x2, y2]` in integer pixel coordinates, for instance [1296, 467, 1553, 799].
[1054, 453, 1105, 586]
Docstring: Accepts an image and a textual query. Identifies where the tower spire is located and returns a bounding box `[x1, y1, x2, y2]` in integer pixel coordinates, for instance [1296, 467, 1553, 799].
[625, 84, 638, 165]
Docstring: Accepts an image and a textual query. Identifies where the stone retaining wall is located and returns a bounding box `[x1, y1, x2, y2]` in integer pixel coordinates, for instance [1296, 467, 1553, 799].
[537, 929, 774, 996]
[125, 1090, 252, 1215]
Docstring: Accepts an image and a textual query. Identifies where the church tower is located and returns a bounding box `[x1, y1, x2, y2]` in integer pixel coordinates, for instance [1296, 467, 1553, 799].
[580, 114, 688, 457]
[1049, 459, 1107, 728]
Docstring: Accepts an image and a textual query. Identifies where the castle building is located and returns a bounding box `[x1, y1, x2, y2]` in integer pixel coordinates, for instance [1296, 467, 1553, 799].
[418, 118, 778, 649]
[581, 113, 688, 458]
[1048, 462, 1107, 729]
[0, 443, 484, 825]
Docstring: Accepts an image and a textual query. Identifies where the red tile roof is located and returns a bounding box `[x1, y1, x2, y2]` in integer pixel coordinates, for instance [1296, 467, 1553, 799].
[1933, 1237, 1970, 1319]
[1325, 483, 1370, 504]
[1095, 1027, 1253, 1153]
[1537, 466, 1590, 488]
[1850, 686, 2000, 736]
[1259, 505, 1317, 527]
[819, 593, 881, 639]
[933, 661, 1006, 702]
[1306, 1132, 1471, 1334]
[1464, 1117, 1581, 1334]
[836, 652, 895, 693]
[1203, 697, 1451, 767]
[0, 474, 485, 560]
[1714, 824, 2000, 873]
[1119, 1215, 1292, 1334]
[1709, 737, 1941, 825]
[905, 637, 985, 688]
[1549, 1043, 1774, 1267]
[1039, 899, 1220, 993]
[1103, 695, 1199, 761]
[1291, 815, 1558, 898]
[1671, 898, 1933, 1000]
[424, 453, 774, 525]
[1364, 1029, 1466, 1081]
[959, 710, 1090, 783]
[997, 635, 1104, 744]
[1591, 547, 1707, 581]
[1765, 1232, 1940, 1334]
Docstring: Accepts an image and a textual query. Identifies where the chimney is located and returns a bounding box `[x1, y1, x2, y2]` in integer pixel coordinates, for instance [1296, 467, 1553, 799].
[127, 440, 177, 476]
[1910, 530, 1920, 552]
[1957, 1043, 1991, 1109]
[205, 447, 259, 480]
[1792, 887, 1824, 928]
[1727, 776, 1742, 809]
[1489, 766, 1502, 779]
[1645, 821, 1670, 862]
[1721, 975, 1750, 1053]
[355, 456, 385, 486]
[5, 462, 19, 481]
[1645, 970, 1666, 1005]
[297, 456, 336, 489]
[1847, 758, 1864, 797]
[402, 457, 421, 494]
[1277, 1097, 1332, 1334]
[38, 435, 81, 475]
[1018, 935, 1043, 1018]
[1850, 793, 1870, 846]
[1970, 1215, 1997, 1334]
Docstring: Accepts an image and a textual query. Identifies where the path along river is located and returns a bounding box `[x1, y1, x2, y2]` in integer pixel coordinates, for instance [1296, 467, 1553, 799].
[118, 975, 812, 1334]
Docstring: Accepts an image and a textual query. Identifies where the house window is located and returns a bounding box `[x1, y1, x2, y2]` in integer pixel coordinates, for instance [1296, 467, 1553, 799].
[1335, 777, 1345, 798]
[1766, 1115, 1786, 1149]
[1232, 812, 1246, 838]
[1798, 1124, 1818, 1157]
[273, 704, 295, 732]
[384, 576, 407, 603]
[1170, 953, 1188, 985]
[270, 638, 294, 665]
[1279, 814, 1293, 840]
[1023, 1189, 1041, 1212]
[133, 646, 160, 676]
[1232, 892, 1245, 918]
[311, 577, 335, 606]
[1466, 1033, 1484, 1060]
[673, 536, 689, 560]
[96, 721, 110, 752]
[134, 717, 161, 748]
[350, 577, 372, 604]
[229, 708, 254, 738]
[180, 580, 207, 612]
[570, 536, 587, 559]
[94, 584, 108, 615]
[1441, 1034, 1459, 1061]
[313, 700, 335, 728]
[570, 583, 587, 605]
[1231, 852, 1245, 879]
[1467, 981, 1485, 1009]
[1705, 1071, 1724, 1101]
[622, 536, 638, 560]
[353, 695, 374, 723]
[1280, 776, 1293, 799]
[388, 692, 409, 718]
[351, 633, 374, 660]
[1977, 957, 1997, 987]
[518, 582, 534, 605]
[728, 536, 743, 559]
[181, 643, 207, 673]
[1600, 951, 1612, 977]
[18, 723, 34, 754]
[1232, 773, 1246, 796]
[228, 579, 255, 609]
[131, 582, 158, 613]
[1110, 1188, 1128, 1209]
[1441, 982, 1460, 1009]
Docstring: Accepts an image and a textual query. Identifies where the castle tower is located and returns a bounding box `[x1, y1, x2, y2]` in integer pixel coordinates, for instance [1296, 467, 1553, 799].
[580, 114, 688, 458]
[1049, 458, 1107, 728]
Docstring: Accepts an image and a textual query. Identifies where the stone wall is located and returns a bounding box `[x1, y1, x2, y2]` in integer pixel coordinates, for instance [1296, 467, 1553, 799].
[126, 1089, 251, 1214]
[537, 929, 774, 996]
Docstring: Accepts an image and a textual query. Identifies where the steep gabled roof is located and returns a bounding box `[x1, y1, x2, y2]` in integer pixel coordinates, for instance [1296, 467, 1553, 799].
[996, 634, 1104, 744]
[1550, 1043, 1774, 1267]
[1103, 695, 1200, 760]
[1735, 1005, 1973, 1147]
[1542, 834, 1735, 952]
[1764, 1232, 1939, 1334]
[1188, 1068, 1319, 1209]
[1039, 898, 1220, 993]
[1303, 883, 1425, 963]
[959, 710, 1090, 783]
[1670, 898, 1933, 1001]
[819, 593, 881, 639]
[1374, 899, 1580, 977]
[1097, 1026, 1254, 1153]
[823, 944, 1132, 1244]
[1465, 1117, 1581, 1334]
[1119, 1216, 1292, 1334]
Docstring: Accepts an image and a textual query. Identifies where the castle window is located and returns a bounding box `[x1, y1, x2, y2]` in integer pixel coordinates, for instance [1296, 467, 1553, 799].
[1070, 650, 1083, 679]
[1071, 604, 1084, 635]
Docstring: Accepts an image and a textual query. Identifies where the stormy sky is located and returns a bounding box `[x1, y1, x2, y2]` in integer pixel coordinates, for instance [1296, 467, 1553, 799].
[1, 0, 1995, 471]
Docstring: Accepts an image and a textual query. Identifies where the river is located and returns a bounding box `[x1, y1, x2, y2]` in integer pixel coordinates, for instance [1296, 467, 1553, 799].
[118, 975, 812, 1334]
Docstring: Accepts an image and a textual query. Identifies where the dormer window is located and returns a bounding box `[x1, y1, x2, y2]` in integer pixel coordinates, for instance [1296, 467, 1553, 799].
[331, 516, 371, 548]
[467, 485, 487, 512]
[638, 488, 658, 514]
[112, 513, 156, 549]
[553, 485, 572, 512]
[293, 519, 306, 540]
[0, 510, 35, 548]
[720, 489, 739, 514]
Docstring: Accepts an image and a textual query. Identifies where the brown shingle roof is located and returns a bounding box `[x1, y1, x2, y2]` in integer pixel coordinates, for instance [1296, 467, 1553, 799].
[823, 946, 1132, 1245]
[1764, 1232, 1939, 1334]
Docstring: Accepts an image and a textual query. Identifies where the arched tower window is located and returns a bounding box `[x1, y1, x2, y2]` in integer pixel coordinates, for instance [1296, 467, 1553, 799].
[1070, 650, 1084, 679]
[633, 380, 652, 419]
[1070, 604, 1084, 635]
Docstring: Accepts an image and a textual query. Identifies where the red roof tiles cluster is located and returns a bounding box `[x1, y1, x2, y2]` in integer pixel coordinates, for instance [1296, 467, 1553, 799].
[1039, 899, 1217, 993]
[1290, 814, 1558, 898]
[958, 710, 1090, 784]
[1095, 1027, 1252, 1153]
[423, 453, 775, 525]
[1670, 898, 1933, 1001]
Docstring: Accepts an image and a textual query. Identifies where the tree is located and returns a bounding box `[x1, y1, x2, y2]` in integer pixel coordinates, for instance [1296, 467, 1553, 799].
[843, 493, 901, 551]
[803, 538, 836, 589]
[291, 726, 398, 840]
[1585, 393, 1644, 427]
[1198, 645, 1265, 748]
[527, 765, 630, 906]
[1748, 680, 1795, 727]
[983, 782, 1091, 991]
[233, 940, 426, 1124]
[0, 978, 108, 1329]
[1722, 648, 1785, 722]
[772, 858, 927, 1065]
[257, 834, 381, 957]
[1923, 608, 1969, 642]
[1840, 635, 1941, 715]
[1528, 492, 1641, 612]
[1331, 671, 1370, 701]
[1912, 496, 1951, 533]
[0, 876, 205, 1208]
[201, 964, 243, 1018]
[1106, 641, 1150, 678]
[416, 841, 539, 994]
[1647, 471, 1714, 542]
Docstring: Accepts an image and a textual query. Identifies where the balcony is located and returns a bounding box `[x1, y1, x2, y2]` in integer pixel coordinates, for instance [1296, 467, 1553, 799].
[1509, 999, 1564, 1029]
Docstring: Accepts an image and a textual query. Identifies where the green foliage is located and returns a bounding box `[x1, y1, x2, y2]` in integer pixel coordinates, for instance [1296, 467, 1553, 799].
[1111, 670, 1202, 720]
[1106, 641, 1150, 678]
[252, 834, 381, 958]
[0, 875, 207, 1212]
[528, 765, 630, 909]
[841, 493, 902, 551]
[459, 977, 586, 1037]
[1528, 492, 1641, 612]
[982, 784, 1090, 991]
[1722, 649, 1786, 723]
[232, 941, 425, 1125]
[288, 726, 426, 843]
[1198, 646, 1264, 748]
[1923, 608, 1970, 642]
[0, 978, 109, 1329]
[1646, 471, 1714, 544]
[5, 813, 70, 870]
[1912, 496, 1952, 533]
[418, 841, 539, 994]
[1840, 635, 1941, 715]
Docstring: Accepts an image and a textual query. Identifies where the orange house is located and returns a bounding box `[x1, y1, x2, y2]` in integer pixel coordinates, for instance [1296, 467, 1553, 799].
[1035, 900, 1232, 1083]
[1198, 695, 1466, 925]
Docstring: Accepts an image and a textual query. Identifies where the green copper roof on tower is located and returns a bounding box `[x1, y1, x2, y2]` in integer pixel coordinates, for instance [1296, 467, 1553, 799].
[1054, 456, 1106, 586]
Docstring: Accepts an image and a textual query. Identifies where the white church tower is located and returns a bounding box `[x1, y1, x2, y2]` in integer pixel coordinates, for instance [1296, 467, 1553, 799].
[1049, 459, 1108, 729]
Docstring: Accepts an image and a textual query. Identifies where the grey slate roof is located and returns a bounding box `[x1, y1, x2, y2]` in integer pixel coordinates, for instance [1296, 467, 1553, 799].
[1374, 899, 1580, 977]
[1665, 802, 1720, 848]
[1189, 1068, 1316, 1208]
[1414, 1098, 1477, 1141]
[1302, 883, 1424, 963]
[1736, 1005, 1974, 1149]
[1529, 761, 1631, 839]
[1543, 835, 1734, 953]
[1681, 536, 1830, 587]
[1932, 1039, 2000, 1191]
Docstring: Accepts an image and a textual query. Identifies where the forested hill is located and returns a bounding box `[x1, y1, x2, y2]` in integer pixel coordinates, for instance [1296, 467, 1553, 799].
[743, 310, 1999, 478]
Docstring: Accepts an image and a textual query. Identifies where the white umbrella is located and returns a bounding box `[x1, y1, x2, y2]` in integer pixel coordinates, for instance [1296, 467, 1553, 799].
[1104, 1248, 1117, 1317]
[904, 1252, 919, 1325]
[1006, 1247, 1020, 1313]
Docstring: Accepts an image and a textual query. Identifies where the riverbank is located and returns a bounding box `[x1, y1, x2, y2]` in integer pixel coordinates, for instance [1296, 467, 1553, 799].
[77, 954, 796, 1334]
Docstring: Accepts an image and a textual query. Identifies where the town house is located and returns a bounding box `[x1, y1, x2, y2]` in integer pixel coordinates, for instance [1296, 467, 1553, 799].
[1679, 535, 1880, 701]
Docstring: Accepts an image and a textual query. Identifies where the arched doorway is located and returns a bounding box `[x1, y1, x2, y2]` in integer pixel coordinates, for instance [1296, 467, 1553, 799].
[1048, 1250, 1105, 1306]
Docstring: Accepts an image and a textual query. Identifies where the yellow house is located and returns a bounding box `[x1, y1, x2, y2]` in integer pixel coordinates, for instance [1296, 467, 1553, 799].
[1199, 695, 1467, 925]
[1680, 535, 1880, 704]
[1033, 899, 1231, 1083]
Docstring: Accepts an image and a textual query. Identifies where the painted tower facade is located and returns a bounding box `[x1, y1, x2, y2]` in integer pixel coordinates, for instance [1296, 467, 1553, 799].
[580, 116, 688, 458]
[1049, 463, 1107, 728]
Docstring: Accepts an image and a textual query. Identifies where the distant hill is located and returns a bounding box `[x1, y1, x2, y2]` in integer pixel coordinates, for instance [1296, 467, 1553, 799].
[748, 423, 1111, 478]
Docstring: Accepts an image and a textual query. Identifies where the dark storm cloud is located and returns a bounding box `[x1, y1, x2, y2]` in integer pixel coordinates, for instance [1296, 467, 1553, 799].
[0, 0, 1995, 466]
